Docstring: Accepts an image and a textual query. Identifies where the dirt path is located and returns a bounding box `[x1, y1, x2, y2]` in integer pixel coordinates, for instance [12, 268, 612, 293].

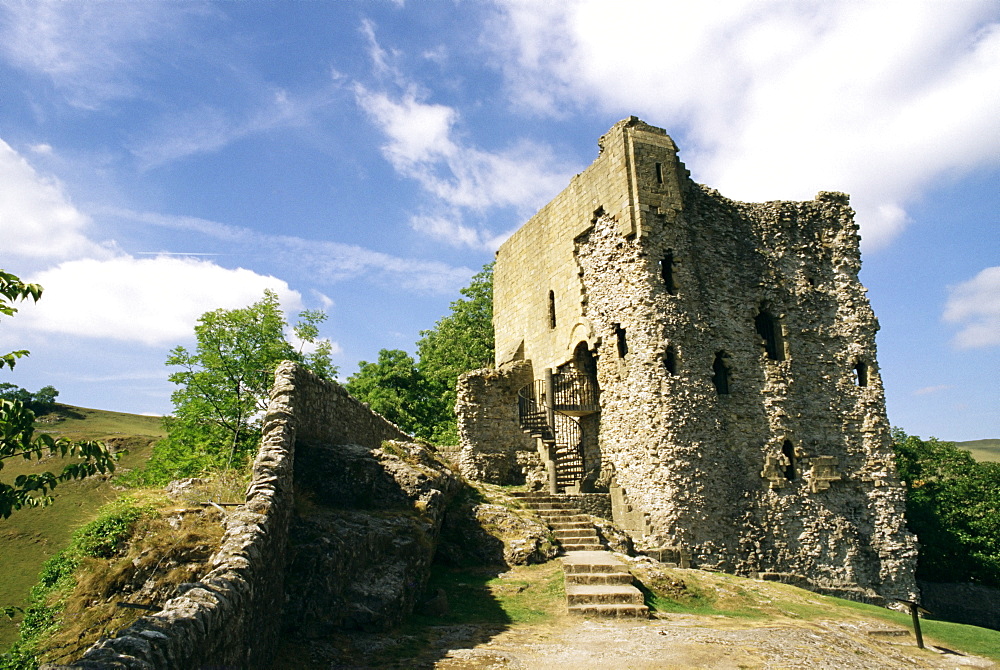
[298, 613, 995, 669]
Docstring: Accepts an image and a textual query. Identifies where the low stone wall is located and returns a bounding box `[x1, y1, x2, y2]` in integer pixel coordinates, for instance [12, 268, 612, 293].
[561, 493, 612, 520]
[62, 362, 410, 669]
[919, 580, 1000, 632]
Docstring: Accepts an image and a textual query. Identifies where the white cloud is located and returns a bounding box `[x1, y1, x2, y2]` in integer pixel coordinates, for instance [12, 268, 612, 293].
[272, 234, 473, 295]
[0, 0, 192, 108]
[0, 139, 111, 260]
[131, 86, 335, 169]
[490, 0, 1000, 250]
[355, 86, 574, 212]
[913, 385, 953, 396]
[353, 20, 576, 245]
[106, 207, 475, 295]
[410, 214, 510, 251]
[944, 266, 1000, 348]
[14, 256, 303, 347]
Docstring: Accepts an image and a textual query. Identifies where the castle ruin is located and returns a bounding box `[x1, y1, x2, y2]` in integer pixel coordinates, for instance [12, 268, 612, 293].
[457, 117, 918, 602]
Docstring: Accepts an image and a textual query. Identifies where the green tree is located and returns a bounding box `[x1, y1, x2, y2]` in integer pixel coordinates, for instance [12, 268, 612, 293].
[416, 262, 494, 444]
[152, 290, 335, 480]
[345, 349, 431, 438]
[0, 384, 59, 413]
[893, 428, 1000, 586]
[0, 270, 116, 519]
[345, 264, 494, 445]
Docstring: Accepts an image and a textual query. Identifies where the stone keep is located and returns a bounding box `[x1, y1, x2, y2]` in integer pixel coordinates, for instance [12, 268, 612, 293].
[457, 117, 917, 602]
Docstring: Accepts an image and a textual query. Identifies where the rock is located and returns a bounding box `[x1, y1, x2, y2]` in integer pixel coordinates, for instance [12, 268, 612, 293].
[438, 495, 559, 567]
[284, 439, 461, 634]
[591, 516, 634, 555]
[165, 478, 207, 500]
[419, 588, 449, 617]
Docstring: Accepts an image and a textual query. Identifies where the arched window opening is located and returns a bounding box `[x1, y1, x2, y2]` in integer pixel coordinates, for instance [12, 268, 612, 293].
[664, 345, 678, 376]
[659, 250, 677, 294]
[781, 440, 797, 481]
[755, 309, 785, 361]
[711, 352, 730, 395]
[548, 290, 556, 329]
[854, 361, 868, 387]
[614, 324, 628, 358]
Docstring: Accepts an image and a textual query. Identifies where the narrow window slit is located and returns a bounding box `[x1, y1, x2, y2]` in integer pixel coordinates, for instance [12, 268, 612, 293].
[548, 290, 556, 329]
[755, 309, 785, 361]
[664, 345, 678, 376]
[655, 162, 663, 184]
[660, 250, 677, 294]
[854, 361, 868, 387]
[781, 441, 797, 481]
[614, 324, 628, 358]
[712, 351, 730, 394]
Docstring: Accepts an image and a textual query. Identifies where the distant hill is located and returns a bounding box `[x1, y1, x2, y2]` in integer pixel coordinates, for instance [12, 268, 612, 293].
[0, 404, 163, 649]
[32, 403, 166, 441]
[956, 438, 1000, 463]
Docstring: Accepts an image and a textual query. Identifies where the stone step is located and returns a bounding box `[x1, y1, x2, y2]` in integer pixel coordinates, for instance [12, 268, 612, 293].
[529, 503, 575, 511]
[565, 583, 645, 606]
[568, 603, 649, 618]
[548, 520, 593, 530]
[552, 529, 599, 541]
[554, 534, 601, 545]
[556, 536, 601, 546]
[564, 571, 634, 585]
[561, 542, 603, 552]
[562, 551, 627, 573]
[509, 492, 568, 502]
[538, 512, 590, 523]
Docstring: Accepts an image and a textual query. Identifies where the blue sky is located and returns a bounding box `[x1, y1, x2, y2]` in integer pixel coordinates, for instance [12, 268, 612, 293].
[0, 0, 997, 442]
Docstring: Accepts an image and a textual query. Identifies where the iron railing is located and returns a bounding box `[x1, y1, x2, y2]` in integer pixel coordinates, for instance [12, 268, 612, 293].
[516, 372, 597, 491]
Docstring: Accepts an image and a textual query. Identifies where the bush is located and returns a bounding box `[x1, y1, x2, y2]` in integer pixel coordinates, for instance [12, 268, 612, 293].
[893, 429, 1000, 587]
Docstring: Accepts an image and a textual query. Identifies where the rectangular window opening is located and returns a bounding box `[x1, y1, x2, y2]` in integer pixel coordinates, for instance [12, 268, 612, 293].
[614, 324, 628, 358]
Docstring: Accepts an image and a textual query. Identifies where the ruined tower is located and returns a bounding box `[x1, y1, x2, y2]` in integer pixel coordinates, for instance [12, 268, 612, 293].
[457, 117, 917, 601]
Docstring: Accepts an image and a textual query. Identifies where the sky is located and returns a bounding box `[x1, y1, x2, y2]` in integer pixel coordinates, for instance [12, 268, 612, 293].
[0, 0, 997, 442]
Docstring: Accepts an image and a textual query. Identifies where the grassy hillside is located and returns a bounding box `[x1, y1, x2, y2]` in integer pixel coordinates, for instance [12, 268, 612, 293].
[956, 438, 1000, 463]
[0, 404, 163, 649]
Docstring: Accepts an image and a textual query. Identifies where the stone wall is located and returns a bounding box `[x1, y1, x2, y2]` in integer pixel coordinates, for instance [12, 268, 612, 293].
[456, 360, 537, 483]
[486, 117, 918, 603]
[493, 118, 686, 371]
[560, 493, 612, 520]
[64, 362, 411, 669]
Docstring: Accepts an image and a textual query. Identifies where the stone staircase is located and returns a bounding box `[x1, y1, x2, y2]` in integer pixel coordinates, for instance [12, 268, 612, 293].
[563, 551, 648, 618]
[511, 492, 648, 618]
[512, 493, 602, 551]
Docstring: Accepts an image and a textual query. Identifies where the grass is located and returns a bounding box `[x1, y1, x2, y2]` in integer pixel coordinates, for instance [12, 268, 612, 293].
[32, 404, 165, 442]
[415, 561, 566, 627]
[0, 404, 163, 649]
[2, 495, 226, 668]
[956, 438, 1000, 463]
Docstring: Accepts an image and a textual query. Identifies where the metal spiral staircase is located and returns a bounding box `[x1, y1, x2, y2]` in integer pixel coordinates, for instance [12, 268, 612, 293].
[517, 371, 599, 492]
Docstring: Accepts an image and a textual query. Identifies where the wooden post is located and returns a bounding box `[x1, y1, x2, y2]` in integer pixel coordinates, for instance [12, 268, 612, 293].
[898, 599, 928, 650]
[909, 601, 924, 649]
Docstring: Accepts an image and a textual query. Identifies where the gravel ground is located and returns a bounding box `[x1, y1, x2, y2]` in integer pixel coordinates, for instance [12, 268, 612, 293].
[303, 614, 995, 669]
